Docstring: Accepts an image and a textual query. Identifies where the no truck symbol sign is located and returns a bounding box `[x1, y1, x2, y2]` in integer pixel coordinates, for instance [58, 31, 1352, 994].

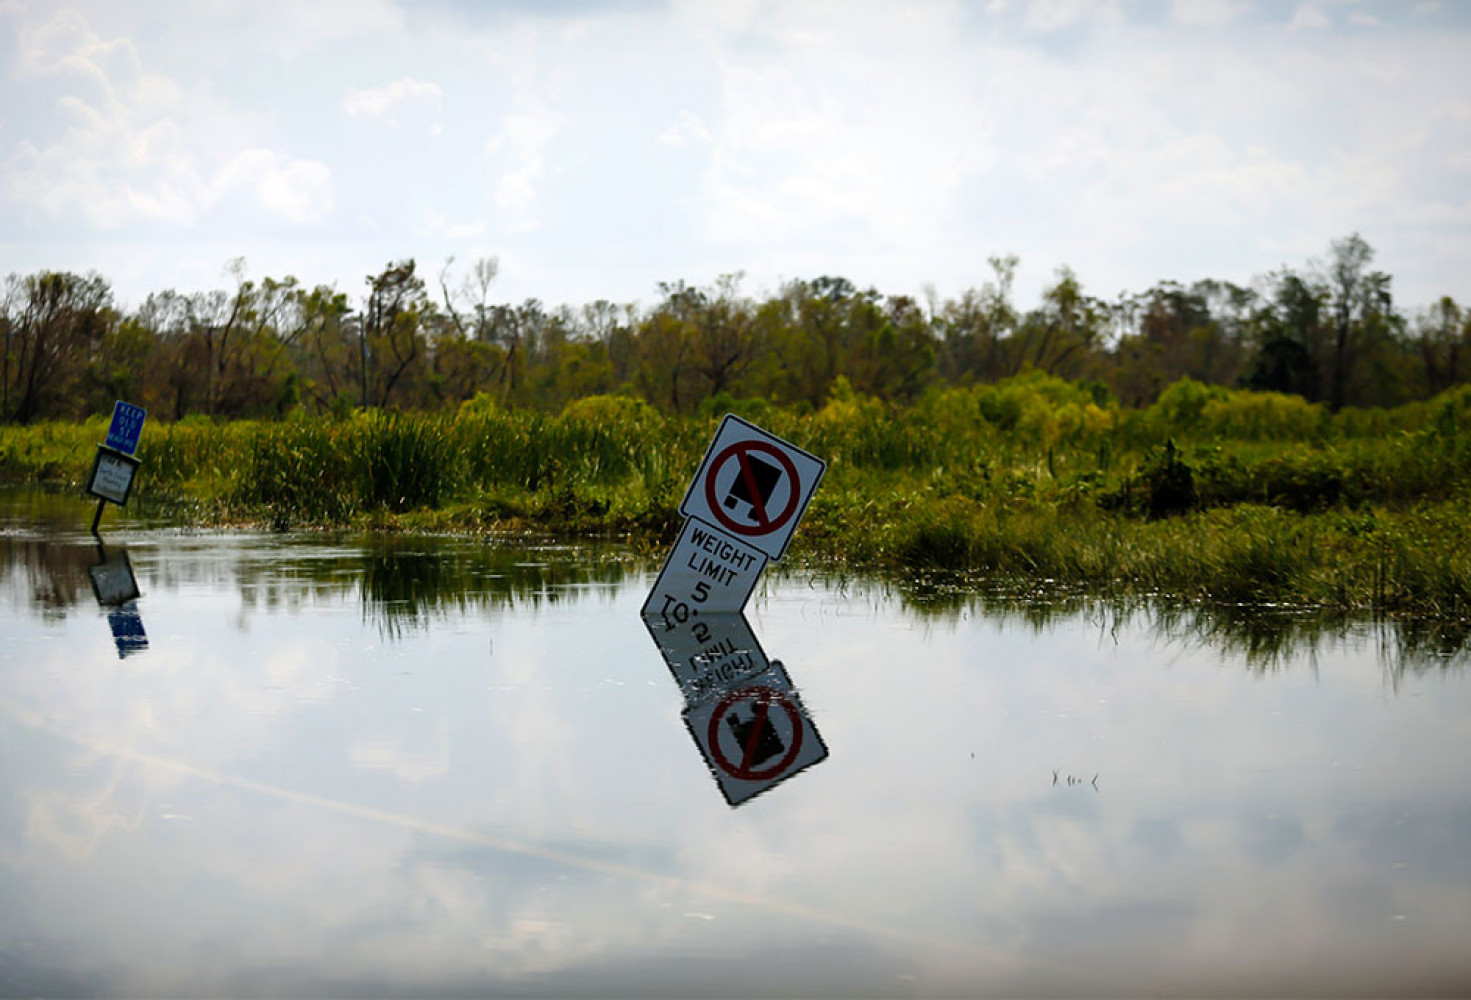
[706, 440, 800, 537]
[679, 415, 826, 560]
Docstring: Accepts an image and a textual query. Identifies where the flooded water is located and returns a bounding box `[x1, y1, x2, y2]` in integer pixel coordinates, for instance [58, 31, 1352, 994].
[2, 489, 1469, 997]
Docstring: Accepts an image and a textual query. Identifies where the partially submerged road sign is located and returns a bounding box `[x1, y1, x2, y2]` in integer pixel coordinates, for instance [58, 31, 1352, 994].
[641, 413, 827, 808]
[641, 518, 767, 618]
[105, 401, 147, 455]
[678, 414, 826, 561]
[86, 447, 140, 506]
[88, 400, 147, 536]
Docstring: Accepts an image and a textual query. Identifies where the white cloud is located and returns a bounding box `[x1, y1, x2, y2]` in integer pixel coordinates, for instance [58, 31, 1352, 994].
[1289, 4, 1331, 29]
[424, 212, 487, 240]
[487, 107, 563, 235]
[3, 9, 331, 230]
[658, 110, 714, 147]
[342, 77, 444, 133]
[1170, 0, 1248, 28]
[690, 2, 993, 263]
[1020, 0, 1114, 33]
[1348, 11, 1383, 28]
[218, 150, 334, 224]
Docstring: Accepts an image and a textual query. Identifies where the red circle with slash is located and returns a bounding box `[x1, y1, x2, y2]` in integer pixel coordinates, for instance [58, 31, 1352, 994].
[704, 440, 801, 537]
[707, 686, 805, 782]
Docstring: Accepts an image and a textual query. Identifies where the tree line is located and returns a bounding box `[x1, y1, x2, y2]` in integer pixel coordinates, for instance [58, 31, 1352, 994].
[3, 233, 1468, 424]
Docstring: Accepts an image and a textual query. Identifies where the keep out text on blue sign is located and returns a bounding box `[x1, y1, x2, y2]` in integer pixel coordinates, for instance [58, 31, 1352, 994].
[105, 401, 146, 455]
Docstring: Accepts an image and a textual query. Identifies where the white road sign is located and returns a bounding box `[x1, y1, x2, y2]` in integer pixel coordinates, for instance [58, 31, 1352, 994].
[678, 414, 826, 561]
[682, 660, 829, 807]
[86, 447, 140, 506]
[641, 518, 767, 619]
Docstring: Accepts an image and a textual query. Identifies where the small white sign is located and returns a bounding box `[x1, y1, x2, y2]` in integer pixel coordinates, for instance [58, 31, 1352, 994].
[641, 518, 767, 619]
[86, 447, 140, 506]
[678, 414, 826, 561]
[682, 661, 829, 807]
[644, 610, 771, 703]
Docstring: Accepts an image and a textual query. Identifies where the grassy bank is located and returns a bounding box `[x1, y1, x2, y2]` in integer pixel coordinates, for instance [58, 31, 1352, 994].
[4, 375, 1471, 616]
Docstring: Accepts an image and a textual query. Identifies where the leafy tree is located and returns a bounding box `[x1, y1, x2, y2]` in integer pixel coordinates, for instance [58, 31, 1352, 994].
[1243, 270, 1326, 402]
[434, 256, 507, 404]
[633, 296, 696, 413]
[848, 295, 935, 402]
[485, 299, 562, 406]
[1014, 266, 1103, 378]
[1417, 296, 1470, 395]
[84, 315, 152, 414]
[361, 261, 432, 409]
[0, 270, 112, 423]
[936, 254, 1018, 384]
[688, 274, 762, 399]
[1323, 233, 1393, 411]
[290, 285, 355, 412]
[580, 299, 638, 387]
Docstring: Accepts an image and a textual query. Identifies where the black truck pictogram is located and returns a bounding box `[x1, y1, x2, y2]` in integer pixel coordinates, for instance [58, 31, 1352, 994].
[723, 454, 781, 523]
[725, 704, 785, 768]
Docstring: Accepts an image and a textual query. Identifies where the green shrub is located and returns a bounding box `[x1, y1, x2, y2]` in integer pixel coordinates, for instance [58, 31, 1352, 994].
[1198, 389, 1321, 441]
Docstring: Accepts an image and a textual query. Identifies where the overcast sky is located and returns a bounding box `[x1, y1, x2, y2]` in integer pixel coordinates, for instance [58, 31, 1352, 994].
[2, 0, 1468, 314]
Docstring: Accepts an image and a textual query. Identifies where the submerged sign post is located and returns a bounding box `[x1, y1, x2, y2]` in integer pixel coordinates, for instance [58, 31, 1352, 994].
[641, 414, 828, 806]
[86, 401, 146, 536]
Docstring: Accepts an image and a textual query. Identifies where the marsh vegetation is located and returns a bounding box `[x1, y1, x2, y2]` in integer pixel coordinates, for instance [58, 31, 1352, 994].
[4, 372, 1470, 616]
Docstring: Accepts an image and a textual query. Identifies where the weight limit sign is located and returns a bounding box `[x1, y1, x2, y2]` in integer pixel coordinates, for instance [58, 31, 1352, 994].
[678, 414, 826, 561]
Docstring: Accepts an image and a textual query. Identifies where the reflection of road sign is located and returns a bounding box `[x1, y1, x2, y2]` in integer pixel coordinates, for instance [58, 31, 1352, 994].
[105, 401, 147, 455]
[643, 610, 770, 703]
[86, 447, 141, 506]
[679, 415, 826, 560]
[641, 519, 767, 619]
[709, 686, 804, 780]
[89, 550, 141, 606]
[683, 662, 829, 807]
[106, 604, 149, 658]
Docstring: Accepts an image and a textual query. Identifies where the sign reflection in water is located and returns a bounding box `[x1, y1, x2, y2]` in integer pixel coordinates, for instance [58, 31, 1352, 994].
[88, 543, 148, 659]
[645, 611, 828, 807]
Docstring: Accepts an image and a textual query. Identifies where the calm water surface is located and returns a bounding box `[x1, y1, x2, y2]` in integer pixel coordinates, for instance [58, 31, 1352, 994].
[2, 491, 1468, 997]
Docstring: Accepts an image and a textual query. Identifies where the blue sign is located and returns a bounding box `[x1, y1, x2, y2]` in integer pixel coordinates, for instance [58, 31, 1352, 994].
[105, 401, 146, 455]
